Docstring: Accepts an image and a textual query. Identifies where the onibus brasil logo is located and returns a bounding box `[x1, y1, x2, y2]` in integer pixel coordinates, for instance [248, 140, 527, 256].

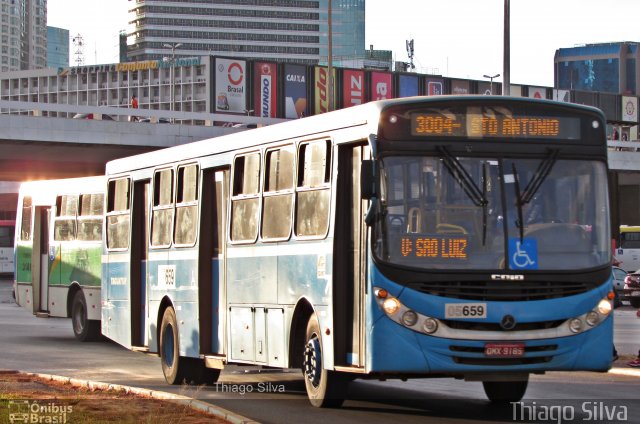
[8, 400, 73, 423]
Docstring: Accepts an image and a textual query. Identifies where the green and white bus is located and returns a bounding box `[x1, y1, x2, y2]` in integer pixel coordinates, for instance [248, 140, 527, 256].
[14, 176, 105, 341]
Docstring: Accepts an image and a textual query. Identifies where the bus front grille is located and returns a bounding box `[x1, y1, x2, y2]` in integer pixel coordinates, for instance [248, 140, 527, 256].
[407, 280, 590, 301]
[442, 319, 565, 332]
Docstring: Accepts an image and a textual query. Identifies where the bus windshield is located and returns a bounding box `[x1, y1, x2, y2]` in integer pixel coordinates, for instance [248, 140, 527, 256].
[373, 155, 610, 271]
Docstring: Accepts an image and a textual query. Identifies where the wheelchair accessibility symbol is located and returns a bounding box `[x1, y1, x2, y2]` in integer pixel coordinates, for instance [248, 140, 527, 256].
[508, 238, 538, 270]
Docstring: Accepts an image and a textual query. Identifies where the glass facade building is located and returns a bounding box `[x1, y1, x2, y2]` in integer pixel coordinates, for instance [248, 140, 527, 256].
[47, 26, 69, 70]
[317, 0, 365, 66]
[127, 0, 365, 65]
[555, 42, 640, 95]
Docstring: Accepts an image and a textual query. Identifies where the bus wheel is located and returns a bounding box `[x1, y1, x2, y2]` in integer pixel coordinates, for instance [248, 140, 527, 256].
[160, 307, 187, 385]
[186, 358, 221, 385]
[71, 291, 100, 342]
[303, 314, 348, 408]
[482, 378, 528, 403]
[631, 298, 640, 308]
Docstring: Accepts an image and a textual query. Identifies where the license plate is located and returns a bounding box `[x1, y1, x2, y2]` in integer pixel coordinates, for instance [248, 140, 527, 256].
[484, 343, 525, 357]
[444, 303, 487, 319]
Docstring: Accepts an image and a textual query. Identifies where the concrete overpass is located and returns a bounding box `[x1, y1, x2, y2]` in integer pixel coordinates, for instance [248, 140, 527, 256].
[0, 100, 285, 180]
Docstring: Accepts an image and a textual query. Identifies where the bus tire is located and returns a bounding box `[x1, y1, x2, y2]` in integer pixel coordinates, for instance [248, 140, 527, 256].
[183, 358, 221, 386]
[303, 314, 348, 408]
[482, 378, 528, 403]
[71, 291, 100, 342]
[160, 307, 187, 385]
[631, 298, 640, 308]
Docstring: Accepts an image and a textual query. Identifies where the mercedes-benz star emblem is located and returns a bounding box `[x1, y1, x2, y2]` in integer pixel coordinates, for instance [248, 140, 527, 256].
[500, 314, 516, 330]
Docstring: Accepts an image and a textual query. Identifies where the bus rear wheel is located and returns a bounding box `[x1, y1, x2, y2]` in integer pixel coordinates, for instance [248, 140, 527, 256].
[303, 314, 348, 408]
[160, 307, 188, 385]
[71, 291, 100, 342]
[482, 377, 528, 403]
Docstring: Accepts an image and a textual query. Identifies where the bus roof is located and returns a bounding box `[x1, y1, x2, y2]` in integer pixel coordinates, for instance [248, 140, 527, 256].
[105, 95, 606, 176]
[105, 100, 384, 176]
[18, 176, 105, 205]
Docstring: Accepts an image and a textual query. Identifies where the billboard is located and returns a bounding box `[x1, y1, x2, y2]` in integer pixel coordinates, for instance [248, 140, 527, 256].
[623, 96, 638, 123]
[425, 78, 444, 96]
[284, 64, 308, 118]
[215, 58, 247, 113]
[370, 71, 393, 101]
[314, 66, 336, 115]
[253, 62, 278, 118]
[342, 69, 365, 108]
[553, 89, 571, 103]
[528, 87, 546, 99]
[398, 74, 419, 98]
[451, 79, 470, 95]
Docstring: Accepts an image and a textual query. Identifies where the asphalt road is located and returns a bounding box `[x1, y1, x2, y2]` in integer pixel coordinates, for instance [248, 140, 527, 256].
[1, 277, 639, 424]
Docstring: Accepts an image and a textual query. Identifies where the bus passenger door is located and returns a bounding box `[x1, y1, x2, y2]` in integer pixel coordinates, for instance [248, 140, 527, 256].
[31, 207, 50, 314]
[199, 168, 229, 356]
[334, 144, 369, 368]
[131, 180, 150, 347]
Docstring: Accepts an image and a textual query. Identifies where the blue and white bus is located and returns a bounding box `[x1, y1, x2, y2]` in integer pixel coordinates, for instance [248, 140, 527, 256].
[101, 96, 613, 406]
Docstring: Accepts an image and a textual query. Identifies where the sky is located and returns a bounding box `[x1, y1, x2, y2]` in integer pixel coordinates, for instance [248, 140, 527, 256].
[47, 0, 640, 87]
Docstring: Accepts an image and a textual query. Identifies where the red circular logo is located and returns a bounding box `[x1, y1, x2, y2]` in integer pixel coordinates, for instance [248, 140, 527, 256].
[228, 62, 244, 85]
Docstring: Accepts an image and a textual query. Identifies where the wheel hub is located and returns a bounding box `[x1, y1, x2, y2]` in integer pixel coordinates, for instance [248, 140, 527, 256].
[304, 336, 322, 387]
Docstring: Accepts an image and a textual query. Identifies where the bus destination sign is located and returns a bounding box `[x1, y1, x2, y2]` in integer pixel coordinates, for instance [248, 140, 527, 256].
[410, 112, 580, 140]
[400, 235, 468, 260]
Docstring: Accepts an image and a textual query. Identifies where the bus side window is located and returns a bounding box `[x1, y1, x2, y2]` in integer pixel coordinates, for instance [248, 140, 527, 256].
[174, 164, 198, 246]
[151, 168, 175, 247]
[106, 178, 131, 250]
[54, 195, 77, 242]
[231, 152, 261, 243]
[262, 146, 294, 240]
[20, 196, 32, 241]
[296, 140, 331, 238]
[77, 193, 104, 242]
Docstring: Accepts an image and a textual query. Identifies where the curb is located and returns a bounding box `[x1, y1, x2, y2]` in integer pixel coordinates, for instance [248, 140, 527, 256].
[17, 371, 259, 424]
[608, 367, 640, 377]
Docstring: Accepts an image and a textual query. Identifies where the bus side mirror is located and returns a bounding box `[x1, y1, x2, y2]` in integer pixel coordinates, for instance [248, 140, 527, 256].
[361, 160, 376, 200]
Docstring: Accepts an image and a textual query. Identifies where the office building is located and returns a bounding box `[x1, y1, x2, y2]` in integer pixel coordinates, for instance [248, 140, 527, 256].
[554, 42, 640, 95]
[126, 0, 365, 65]
[47, 26, 69, 70]
[0, 0, 47, 72]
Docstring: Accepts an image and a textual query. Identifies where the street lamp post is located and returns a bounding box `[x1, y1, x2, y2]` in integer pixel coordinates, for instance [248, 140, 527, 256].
[163, 43, 182, 118]
[483, 73, 500, 95]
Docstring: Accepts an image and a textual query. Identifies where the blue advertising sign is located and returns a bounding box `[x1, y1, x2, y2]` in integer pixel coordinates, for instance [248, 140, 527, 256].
[398, 74, 420, 98]
[284, 64, 308, 118]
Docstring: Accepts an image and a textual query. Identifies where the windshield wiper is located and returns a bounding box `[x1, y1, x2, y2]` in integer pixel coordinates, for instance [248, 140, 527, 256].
[438, 147, 488, 208]
[512, 162, 525, 243]
[438, 146, 489, 245]
[520, 149, 560, 205]
[511, 149, 560, 242]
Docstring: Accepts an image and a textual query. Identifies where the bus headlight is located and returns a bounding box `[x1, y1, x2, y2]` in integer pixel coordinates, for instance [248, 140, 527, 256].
[382, 297, 401, 315]
[402, 310, 418, 327]
[586, 311, 599, 327]
[422, 318, 438, 334]
[597, 298, 612, 316]
[569, 318, 583, 333]
[374, 286, 441, 336]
